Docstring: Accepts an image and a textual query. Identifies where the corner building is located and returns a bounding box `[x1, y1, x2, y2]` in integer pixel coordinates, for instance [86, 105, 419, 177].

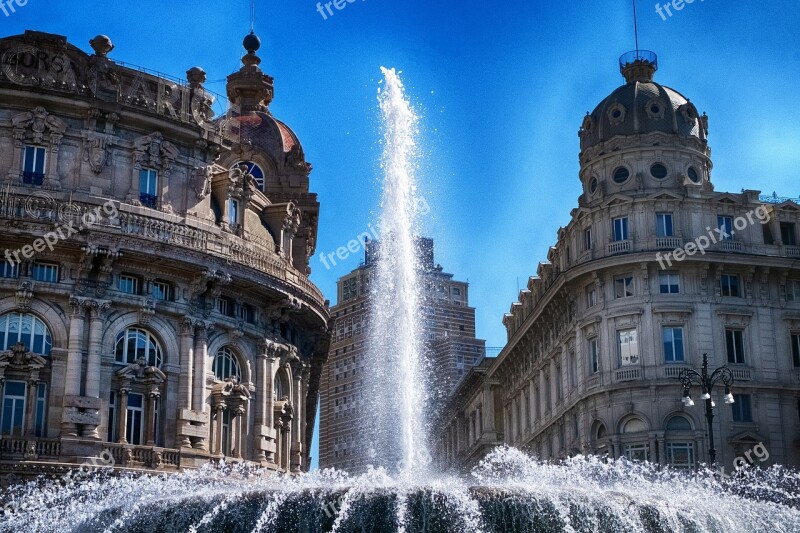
[320, 238, 486, 472]
[0, 30, 330, 478]
[439, 52, 800, 471]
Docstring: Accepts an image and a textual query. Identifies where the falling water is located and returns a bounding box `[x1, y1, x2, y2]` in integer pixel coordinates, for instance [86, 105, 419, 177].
[365, 67, 429, 476]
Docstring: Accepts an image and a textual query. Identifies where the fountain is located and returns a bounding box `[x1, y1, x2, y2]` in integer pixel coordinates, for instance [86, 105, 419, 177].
[1, 69, 800, 533]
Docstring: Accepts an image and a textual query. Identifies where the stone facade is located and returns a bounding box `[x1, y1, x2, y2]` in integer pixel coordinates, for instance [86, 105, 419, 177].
[438, 52, 800, 473]
[0, 30, 330, 479]
[319, 238, 485, 472]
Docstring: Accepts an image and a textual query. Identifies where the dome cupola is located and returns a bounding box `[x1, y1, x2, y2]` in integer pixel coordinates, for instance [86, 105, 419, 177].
[578, 51, 713, 201]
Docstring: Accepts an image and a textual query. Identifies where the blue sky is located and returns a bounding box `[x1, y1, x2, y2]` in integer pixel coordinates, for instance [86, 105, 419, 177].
[5, 0, 799, 468]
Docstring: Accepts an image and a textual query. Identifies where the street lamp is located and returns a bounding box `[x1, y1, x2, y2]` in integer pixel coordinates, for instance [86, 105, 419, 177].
[678, 353, 734, 464]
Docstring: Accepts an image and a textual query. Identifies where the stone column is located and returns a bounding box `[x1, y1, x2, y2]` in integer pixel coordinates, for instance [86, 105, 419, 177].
[179, 319, 194, 410]
[117, 387, 129, 444]
[83, 300, 110, 439]
[62, 298, 87, 436]
[482, 383, 496, 433]
[232, 405, 244, 459]
[192, 323, 210, 451]
[214, 404, 225, 455]
[290, 365, 303, 472]
[145, 390, 159, 446]
[24, 378, 38, 438]
[254, 342, 274, 463]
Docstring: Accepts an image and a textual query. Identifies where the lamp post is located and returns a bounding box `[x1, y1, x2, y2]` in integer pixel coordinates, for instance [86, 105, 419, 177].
[678, 353, 735, 464]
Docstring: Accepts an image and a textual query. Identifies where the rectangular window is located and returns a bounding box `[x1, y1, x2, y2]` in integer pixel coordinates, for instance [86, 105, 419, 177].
[731, 394, 752, 422]
[614, 275, 634, 298]
[781, 222, 797, 246]
[0, 381, 26, 436]
[663, 327, 685, 363]
[656, 212, 674, 237]
[717, 216, 734, 241]
[612, 217, 629, 242]
[659, 272, 680, 294]
[228, 199, 239, 226]
[792, 334, 800, 368]
[31, 262, 58, 283]
[119, 275, 139, 295]
[584, 227, 593, 251]
[35, 383, 47, 438]
[666, 442, 695, 470]
[126, 392, 144, 445]
[589, 338, 599, 374]
[725, 329, 746, 364]
[452, 287, 461, 296]
[624, 443, 649, 462]
[152, 280, 172, 301]
[22, 145, 46, 185]
[139, 169, 158, 208]
[108, 391, 117, 443]
[720, 274, 740, 297]
[618, 329, 640, 366]
[0, 262, 18, 279]
[586, 285, 597, 307]
[787, 280, 800, 302]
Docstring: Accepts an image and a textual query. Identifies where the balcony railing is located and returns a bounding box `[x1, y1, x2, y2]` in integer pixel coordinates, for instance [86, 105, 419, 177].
[655, 237, 683, 250]
[785, 246, 800, 258]
[106, 443, 181, 470]
[22, 172, 45, 186]
[0, 191, 327, 316]
[718, 240, 743, 252]
[664, 365, 690, 378]
[139, 193, 158, 209]
[615, 368, 641, 381]
[0, 437, 61, 460]
[607, 240, 632, 255]
[730, 368, 752, 381]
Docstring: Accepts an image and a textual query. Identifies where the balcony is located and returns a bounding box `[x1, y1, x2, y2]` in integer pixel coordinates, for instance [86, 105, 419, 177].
[22, 172, 45, 186]
[106, 443, 181, 470]
[664, 365, 690, 378]
[139, 193, 158, 209]
[730, 367, 752, 381]
[615, 368, 641, 381]
[718, 240, 743, 252]
[784, 246, 800, 258]
[0, 437, 61, 460]
[0, 191, 327, 317]
[607, 240, 631, 255]
[655, 237, 683, 250]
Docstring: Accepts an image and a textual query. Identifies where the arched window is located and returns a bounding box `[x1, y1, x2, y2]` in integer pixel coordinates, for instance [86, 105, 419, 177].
[274, 371, 289, 401]
[622, 418, 647, 434]
[234, 161, 265, 190]
[666, 415, 693, 431]
[594, 422, 607, 440]
[0, 312, 51, 355]
[115, 328, 163, 367]
[213, 347, 241, 381]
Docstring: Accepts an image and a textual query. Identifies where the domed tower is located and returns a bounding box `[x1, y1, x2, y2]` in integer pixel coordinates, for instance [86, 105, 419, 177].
[578, 51, 712, 204]
[218, 32, 319, 273]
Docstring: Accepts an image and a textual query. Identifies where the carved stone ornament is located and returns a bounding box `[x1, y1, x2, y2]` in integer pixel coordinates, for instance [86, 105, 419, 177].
[191, 165, 214, 200]
[645, 98, 665, 120]
[115, 357, 166, 384]
[133, 132, 179, 176]
[83, 132, 113, 174]
[0, 342, 48, 371]
[11, 106, 67, 150]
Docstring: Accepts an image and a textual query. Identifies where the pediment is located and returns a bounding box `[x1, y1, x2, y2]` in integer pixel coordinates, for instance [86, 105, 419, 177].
[648, 190, 683, 201]
[727, 430, 767, 444]
[601, 194, 634, 208]
[715, 193, 739, 205]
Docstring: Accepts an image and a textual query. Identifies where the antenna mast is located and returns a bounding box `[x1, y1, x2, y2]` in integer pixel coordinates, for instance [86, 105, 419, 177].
[250, 0, 256, 32]
[632, 0, 640, 53]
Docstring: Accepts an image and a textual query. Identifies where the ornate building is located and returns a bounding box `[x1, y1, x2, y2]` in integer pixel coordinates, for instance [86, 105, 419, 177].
[0, 30, 330, 479]
[319, 238, 485, 472]
[438, 51, 800, 472]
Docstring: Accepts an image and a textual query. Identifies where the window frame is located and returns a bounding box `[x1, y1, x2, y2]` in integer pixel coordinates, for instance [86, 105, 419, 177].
[717, 215, 734, 241]
[0, 380, 27, 437]
[659, 272, 680, 294]
[119, 274, 140, 295]
[663, 326, 685, 363]
[725, 328, 746, 365]
[31, 262, 59, 283]
[614, 275, 634, 299]
[720, 274, 740, 297]
[213, 347, 242, 382]
[612, 216, 629, 242]
[656, 212, 674, 238]
[139, 168, 159, 209]
[22, 145, 46, 185]
[791, 333, 800, 368]
[617, 328, 640, 366]
[0, 312, 52, 355]
[115, 327, 163, 368]
[589, 338, 599, 374]
[731, 394, 752, 422]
